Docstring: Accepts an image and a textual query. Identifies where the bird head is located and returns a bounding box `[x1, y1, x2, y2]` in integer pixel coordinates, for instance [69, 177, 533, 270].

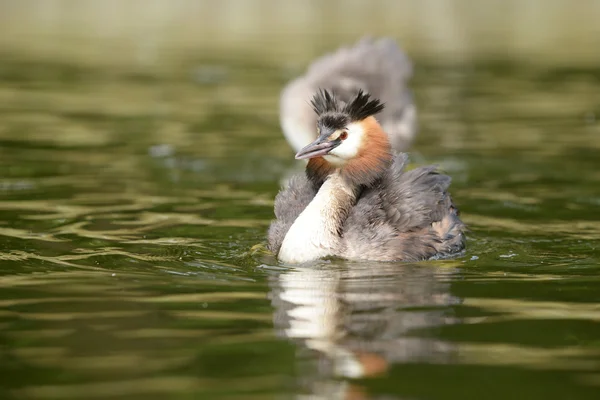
[296, 89, 392, 186]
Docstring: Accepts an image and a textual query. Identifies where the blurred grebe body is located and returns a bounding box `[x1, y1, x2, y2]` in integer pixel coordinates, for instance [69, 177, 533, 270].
[280, 37, 417, 154]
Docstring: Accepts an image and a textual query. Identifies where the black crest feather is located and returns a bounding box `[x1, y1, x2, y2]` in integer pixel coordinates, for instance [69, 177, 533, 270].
[310, 88, 339, 115]
[345, 89, 385, 121]
[310, 88, 385, 121]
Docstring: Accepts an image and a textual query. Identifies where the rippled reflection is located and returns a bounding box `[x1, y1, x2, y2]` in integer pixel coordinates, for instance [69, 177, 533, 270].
[270, 263, 462, 398]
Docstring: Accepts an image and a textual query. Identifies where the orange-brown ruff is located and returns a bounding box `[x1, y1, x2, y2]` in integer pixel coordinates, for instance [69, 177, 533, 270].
[268, 89, 466, 264]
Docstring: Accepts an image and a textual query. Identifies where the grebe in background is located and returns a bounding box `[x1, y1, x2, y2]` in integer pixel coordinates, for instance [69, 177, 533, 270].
[280, 37, 417, 154]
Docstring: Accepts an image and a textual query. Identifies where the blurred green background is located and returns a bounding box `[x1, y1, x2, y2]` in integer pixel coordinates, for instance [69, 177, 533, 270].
[2, 0, 600, 64]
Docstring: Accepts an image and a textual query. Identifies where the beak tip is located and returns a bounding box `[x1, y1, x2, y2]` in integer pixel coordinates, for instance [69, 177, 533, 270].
[294, 138, 337, 160]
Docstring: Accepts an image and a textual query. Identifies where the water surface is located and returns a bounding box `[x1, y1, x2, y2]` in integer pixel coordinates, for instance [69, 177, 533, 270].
[1, 52, 599, 399]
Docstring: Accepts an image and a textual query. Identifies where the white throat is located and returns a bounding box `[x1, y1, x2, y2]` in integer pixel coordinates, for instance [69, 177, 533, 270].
[278, 173, 355, 264]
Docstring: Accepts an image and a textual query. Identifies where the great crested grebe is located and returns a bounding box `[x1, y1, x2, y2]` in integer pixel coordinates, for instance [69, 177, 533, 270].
[280, 37, 417, 154]
[268, 89, 465, 264]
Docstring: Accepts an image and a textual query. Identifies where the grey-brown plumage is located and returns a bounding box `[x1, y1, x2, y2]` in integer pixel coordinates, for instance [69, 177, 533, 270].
[341, 153, 465, 261]
[270, 88, 465, 264]
[268, 153, 465, 262]
[280, 37, 417, 153]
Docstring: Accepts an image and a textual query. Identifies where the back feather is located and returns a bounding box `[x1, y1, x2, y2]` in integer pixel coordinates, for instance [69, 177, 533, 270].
[341, 153, 465, 261]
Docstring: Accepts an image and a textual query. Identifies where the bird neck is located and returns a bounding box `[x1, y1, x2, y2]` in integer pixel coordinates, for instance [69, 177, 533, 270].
[278, 171, 357, 264]
[342, 117, 392, 187]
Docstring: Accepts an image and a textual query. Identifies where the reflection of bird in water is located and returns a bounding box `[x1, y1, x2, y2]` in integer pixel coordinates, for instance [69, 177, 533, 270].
[269, 262, 462, 399]
[269, 89, 465, 264]
[280, 37, 417, 154]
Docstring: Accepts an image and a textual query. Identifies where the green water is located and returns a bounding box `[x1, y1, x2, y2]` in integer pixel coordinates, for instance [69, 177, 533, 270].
[1, 53, 599, 400]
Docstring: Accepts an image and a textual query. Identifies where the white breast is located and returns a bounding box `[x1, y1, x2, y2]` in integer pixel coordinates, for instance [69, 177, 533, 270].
[278, 177, 345, 264]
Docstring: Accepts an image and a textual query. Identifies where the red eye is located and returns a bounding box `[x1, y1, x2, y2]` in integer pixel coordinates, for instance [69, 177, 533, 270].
[339, 131, 348, 140]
